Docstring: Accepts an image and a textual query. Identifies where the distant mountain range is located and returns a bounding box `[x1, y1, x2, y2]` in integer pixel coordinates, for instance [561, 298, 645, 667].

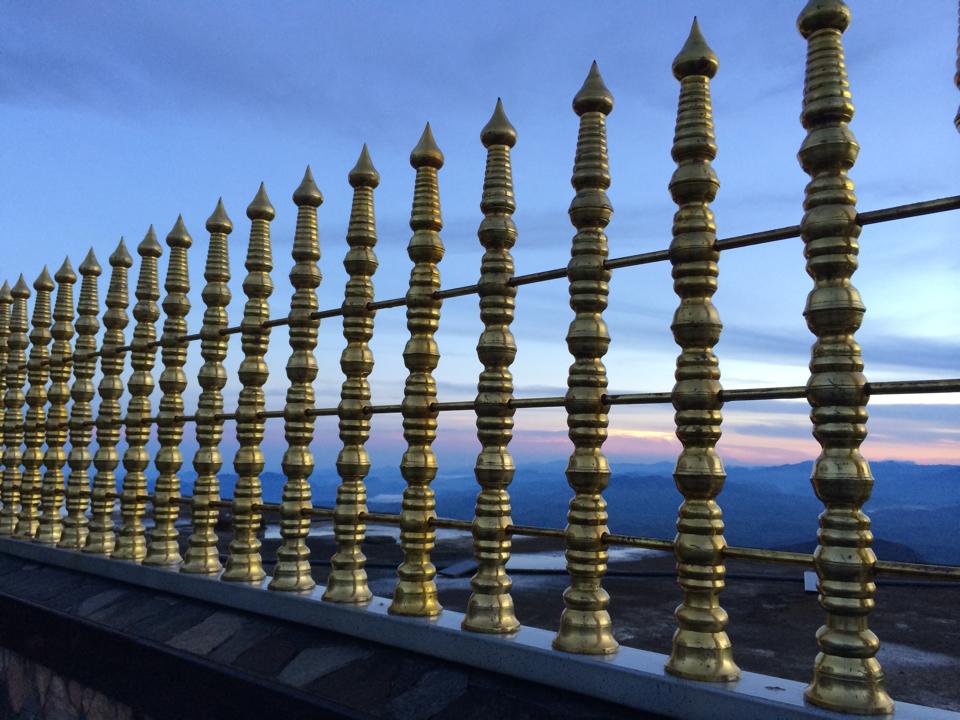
[162, 460, 960, 565]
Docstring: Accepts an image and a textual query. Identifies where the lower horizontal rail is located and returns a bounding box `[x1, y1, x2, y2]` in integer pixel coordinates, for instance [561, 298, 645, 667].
[162, 495, 960, 581]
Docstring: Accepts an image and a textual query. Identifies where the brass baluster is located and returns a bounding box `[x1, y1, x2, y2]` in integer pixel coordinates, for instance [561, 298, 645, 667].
[463, 100, 520, 634]
[0, 283, 11, 514]
[37, 259, 77, 545]
[86, 240, 132, 555]
[324, 146, 380, 604]
[270, 169, 323, 593]
[183, 200, 232, 574]
[60, 251, 101, 549]
[389, 124, 445, 617]
[0, 278, 26, 536]
[664, 21, 739, 682]
[797, 1, 893, 713]
[553, 63, 617, 655]
[223, 184, 274, 584]
[145, 217, 192, 567]
[113, 229, 162, 561]
[15, 268, 54, 539]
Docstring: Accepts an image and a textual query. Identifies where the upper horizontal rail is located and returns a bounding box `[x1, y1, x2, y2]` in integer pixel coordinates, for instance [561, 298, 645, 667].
[44, 194, 955, 364]
[34, 378, 960, 431]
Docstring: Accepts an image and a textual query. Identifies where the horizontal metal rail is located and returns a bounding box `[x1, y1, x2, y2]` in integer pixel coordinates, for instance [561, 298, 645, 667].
[40, 194, 954, 365]
[162, 495, 960, 582]
[32, 378, 960, 432]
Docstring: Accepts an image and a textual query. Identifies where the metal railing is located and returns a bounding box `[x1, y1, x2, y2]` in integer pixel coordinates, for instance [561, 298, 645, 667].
[0, 2, 957, 715]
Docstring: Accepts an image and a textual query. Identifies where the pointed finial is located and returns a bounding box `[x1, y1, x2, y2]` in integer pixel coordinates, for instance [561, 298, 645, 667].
[348, 145, 380, 188]
[247, 182, 276, 220]
[410, 123, 444, 169]
[79, 248, 102, 276]
[798, 0, 851, 37]
[138, 225, 163, 258]
[12, 274, 30, 298]
[292, 165, 324, 207]
[34, 266, 54, 291]
[110, 237, 134, 267]
[167, 214, 193, 247]
[481, 98, 518, 148]
[673, 18, 719, 79]
[206, 198, 234, 234]
[55, 257, 77, 284]
[573, 61, 614, 116]
[0, 281, 11, 303]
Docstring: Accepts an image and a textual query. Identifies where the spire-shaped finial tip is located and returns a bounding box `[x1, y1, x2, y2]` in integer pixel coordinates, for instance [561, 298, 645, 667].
[349, 144, 380, 188]
[481, 97, 517, 148]
[110, 237, 134, 268]
[79, 248, 102, 276]
[410, 122, 444, 169]
[35, 265, 55, 291]
[247, 182, 276, 220]
[166, 214, 193, 248]
[55, 256, 77, 284]
[138, 225, 163, 258]
[293, 165, 324, 207]
[206, 197, 234, 234]
[13, 274, 30, 298]
[573, 61, 614, 115]
[797, 0, 851, 38]
[672, 16, 719, 79]
[0, 280, 11, 303]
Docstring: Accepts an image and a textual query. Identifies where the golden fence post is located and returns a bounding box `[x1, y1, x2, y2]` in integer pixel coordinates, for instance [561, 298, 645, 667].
[797, 1, 893, 713]
[183, 200, 232, 574]
[223, 184, 274, 584]
[37, 259, 77, 545]
[60, 251, 101, 549]
[389, 124, 445, 617]
[15, 268, 54, 539]
[664, 21, 739, 682]
[86, 240, 132, 555]
[113, 229, 162, 562]
[463, 100, 520, 634]
[145, 216, 192, 567]
[324, 146, 380, 604]
[0, 280, 13, 501]
[553, 63, 618, 655]
[270, 169, 322, 593]
[0, 283, 10, 505]
[0, 278, 24, 536]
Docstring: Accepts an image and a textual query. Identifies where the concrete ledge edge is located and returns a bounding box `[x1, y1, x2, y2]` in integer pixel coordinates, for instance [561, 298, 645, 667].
[0, 538, 952, 720]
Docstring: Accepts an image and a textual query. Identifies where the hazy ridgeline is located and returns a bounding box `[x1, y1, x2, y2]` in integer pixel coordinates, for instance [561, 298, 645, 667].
[145, 460, 960, 566]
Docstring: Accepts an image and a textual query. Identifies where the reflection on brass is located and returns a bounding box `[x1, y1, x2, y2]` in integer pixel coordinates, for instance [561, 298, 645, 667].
[0, 278, 28, 536]
[60, 251, 101, 549]
[37, 259, 77, 544]
[145, 217, 192, 567]
[183, 201, 232, 574]
[271, 169, 323, 593]
[325, 146, 380, 604]
[463, 100, 520, 635]
[664, 21, 739, 682]
[0, 284, 10, 526]
[389, 124, 445, 617]
[223, 184, 275, 584]
[86, 241, 132, 555]
[797, 1, 893, 714]
[553, 63, 617, 656]
[113, 229, 162, 562]
[15, 267, 54, 539]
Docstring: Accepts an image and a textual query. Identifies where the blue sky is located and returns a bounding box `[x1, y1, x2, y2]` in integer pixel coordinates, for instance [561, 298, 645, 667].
[2, 0, 958, 472]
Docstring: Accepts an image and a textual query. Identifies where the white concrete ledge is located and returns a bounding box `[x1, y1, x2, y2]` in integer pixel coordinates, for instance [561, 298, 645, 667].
[0, 538, 953, 720]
